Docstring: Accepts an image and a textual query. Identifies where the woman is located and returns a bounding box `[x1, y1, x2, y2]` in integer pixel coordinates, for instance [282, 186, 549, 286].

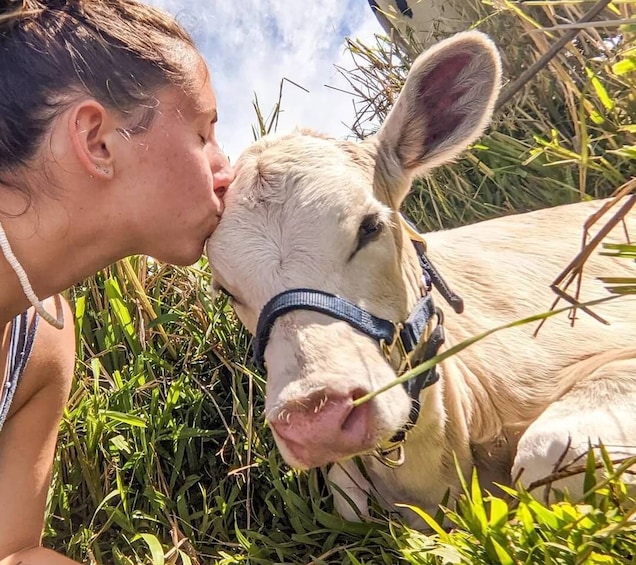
[0, 1, 234, 562]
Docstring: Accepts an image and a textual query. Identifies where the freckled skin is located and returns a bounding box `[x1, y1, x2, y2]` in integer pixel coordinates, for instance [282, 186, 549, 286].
[0, 51, 235, 565]
[113, 58, 233, 265]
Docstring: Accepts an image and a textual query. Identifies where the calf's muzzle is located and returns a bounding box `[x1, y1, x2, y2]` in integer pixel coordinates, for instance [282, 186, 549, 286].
[269, 387, 373, 469]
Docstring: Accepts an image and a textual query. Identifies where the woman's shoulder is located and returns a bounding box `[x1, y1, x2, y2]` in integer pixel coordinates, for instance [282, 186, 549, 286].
[0, 295, 75, 429]
[3, 296, 75, 420]
[25, 295, 75, 386]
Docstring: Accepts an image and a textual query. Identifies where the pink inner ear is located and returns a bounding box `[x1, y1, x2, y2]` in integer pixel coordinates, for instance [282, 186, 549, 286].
[419, 53, 472, 150]
[422, 53, 472, 98]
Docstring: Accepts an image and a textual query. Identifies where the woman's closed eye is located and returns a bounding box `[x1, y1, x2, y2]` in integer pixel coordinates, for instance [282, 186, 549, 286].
[200, 128, 214, 146]
[200, 115, 218, 146]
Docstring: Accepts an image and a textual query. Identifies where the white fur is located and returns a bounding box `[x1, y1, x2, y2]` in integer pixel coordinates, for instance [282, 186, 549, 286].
[207, 32, 636, 527]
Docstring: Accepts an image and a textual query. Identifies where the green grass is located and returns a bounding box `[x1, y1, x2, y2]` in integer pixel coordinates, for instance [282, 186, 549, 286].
[45, 1, 636, 562]
[342, 0, 636, 231]
[46, 261, 636, 563]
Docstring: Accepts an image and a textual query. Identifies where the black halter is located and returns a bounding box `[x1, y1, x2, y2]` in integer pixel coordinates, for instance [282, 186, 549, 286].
[251, 218, 463, 453]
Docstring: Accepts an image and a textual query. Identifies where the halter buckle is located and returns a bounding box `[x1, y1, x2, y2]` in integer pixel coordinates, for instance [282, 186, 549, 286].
[380, 322, 412, 375]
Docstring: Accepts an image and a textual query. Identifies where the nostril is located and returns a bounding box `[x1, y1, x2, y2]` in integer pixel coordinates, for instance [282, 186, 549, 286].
[212, 157, 235, 197]
[341, 402, 369, 434]
[214, 184, 228, 199]
[341, 389, 371, 435]
[350, 388, 368, 402]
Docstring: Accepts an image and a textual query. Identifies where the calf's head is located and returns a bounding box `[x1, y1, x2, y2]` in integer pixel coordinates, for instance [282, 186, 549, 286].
[207, 32, 502, 469]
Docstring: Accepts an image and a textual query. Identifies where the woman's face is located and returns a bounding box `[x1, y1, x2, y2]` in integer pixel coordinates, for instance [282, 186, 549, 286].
[117, 56, 234, 265]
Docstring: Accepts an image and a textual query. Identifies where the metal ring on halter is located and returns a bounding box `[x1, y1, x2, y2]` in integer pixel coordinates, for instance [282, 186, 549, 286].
[373, 443, 406, 468]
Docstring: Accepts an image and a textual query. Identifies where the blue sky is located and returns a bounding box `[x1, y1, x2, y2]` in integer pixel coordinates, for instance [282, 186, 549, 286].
[147, 1, 382, 161]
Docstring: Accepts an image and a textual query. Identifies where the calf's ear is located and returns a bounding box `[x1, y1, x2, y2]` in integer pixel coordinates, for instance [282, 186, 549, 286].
[376, 31, 502, 180]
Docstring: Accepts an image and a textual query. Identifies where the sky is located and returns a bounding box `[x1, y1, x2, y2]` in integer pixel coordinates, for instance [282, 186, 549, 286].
[147, 1, 384, 161]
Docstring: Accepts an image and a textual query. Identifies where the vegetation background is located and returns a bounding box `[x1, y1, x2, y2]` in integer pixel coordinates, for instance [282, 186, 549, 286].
[45, 1, 635, 563]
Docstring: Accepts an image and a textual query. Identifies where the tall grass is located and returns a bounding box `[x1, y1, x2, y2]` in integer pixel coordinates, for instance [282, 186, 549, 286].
[340, 0, 635, 230]
[46, 1, 635, 562]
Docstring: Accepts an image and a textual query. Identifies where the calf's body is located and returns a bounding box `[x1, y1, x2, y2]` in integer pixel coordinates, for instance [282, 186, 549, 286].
[207, 31, 636, 526]
[331, 199, 636, 524]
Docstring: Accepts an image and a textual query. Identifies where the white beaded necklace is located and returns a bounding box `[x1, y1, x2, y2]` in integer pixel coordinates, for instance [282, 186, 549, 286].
[0, 220, 65, 329]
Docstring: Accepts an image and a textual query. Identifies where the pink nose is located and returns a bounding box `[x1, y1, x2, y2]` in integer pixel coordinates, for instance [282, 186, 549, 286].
[269, 388, 374, 468]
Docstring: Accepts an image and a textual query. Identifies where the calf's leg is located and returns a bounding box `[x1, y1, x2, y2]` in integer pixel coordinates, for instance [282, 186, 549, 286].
[328, 460, 373, 522]
[513, 353, 636, 500]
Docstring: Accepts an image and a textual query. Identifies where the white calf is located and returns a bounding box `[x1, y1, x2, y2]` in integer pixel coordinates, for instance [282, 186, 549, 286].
[207, 31, 636, 526]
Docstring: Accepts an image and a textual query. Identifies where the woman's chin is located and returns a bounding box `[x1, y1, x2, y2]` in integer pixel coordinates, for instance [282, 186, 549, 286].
[152, 241, 205, 267]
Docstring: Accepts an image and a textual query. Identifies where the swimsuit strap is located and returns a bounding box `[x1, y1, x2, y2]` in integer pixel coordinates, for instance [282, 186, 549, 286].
[0, 312, 39, 431]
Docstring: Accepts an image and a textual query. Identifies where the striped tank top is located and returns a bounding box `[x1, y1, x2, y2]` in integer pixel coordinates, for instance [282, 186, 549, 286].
[0, 312, 39, 432]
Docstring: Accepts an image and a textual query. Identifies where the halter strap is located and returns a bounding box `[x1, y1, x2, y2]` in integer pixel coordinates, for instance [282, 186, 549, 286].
[249, 215, 462, 467]
[253, 290, 436, 373]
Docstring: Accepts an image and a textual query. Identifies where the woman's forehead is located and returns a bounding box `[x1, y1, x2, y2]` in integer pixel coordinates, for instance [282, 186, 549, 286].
[185, 56, 217, 114]
[160, 43, 216, 109]
[157, 60, 217, 120]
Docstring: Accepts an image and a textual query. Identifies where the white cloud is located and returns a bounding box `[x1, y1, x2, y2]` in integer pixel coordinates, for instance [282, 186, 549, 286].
[147, 1, 382, 161]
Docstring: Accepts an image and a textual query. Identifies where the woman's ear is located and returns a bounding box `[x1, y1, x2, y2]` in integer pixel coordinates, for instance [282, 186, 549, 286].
[69, 100, 116, 180]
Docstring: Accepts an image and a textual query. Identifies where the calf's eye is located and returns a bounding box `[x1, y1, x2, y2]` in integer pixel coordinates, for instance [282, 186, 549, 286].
[212, 280, 236, 302]
[357, 213, 384, 251]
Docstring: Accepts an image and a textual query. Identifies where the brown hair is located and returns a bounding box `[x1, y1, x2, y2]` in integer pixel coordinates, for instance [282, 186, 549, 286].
[0, 0, 197, 184]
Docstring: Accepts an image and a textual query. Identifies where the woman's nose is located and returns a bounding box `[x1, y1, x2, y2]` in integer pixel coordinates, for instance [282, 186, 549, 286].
[210, 150, 235, 197]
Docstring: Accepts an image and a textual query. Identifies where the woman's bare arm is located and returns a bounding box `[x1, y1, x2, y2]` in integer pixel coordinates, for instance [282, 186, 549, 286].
[0, 297, 79, 564]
